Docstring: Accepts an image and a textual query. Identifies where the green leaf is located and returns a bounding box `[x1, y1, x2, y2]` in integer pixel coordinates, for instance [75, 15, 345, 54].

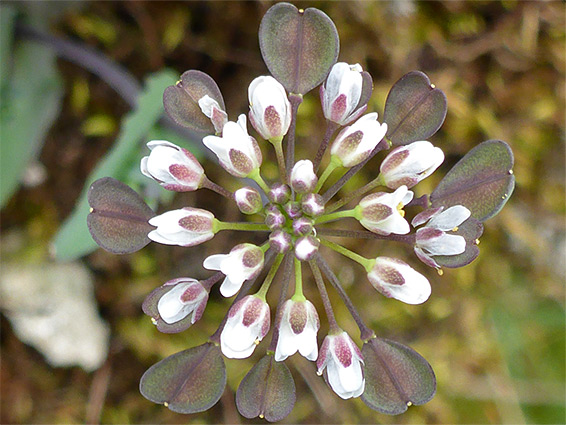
[0, 5, 17, 87]
[0, 38, 63, 207]
[52, 70, 178, 261]
[140, 343, 226, 414]
[430, 140, 515, 222]
[87, 177, 154, 254]
[236, 355, 295, 422]
[383, 71, 447, 146]
[259, 2, 339, 95]
[361, 338, 436, 415]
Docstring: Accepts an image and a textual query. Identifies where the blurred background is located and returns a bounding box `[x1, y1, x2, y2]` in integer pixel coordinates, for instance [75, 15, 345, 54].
[0, 1, 564, 424]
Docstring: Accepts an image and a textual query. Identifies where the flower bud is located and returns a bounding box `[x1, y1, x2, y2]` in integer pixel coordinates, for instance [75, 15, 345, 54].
[203, 243, 265, 297]
[301, 193, 325, 217]
[367, 257, 431, 304]
[292, 217, 314, 236]
[380, 141, 444, 189]
[355, 186, 413, 235]
[234, 186, 263, 215]
[275, 299, 320, 361]
[290, 160, 318, 194]
[148, 207, 215, 247]
[268, 183, 291, 204]
[317, 331, 365, 399]
[198, 95, 228, 134]
[321, 62, 367, 125]
[248, 76, 291, 141]
[141, 140, 205, 192]
[265, 204, 286, 230]
[220, 295, 270, 359]
[330, 113, 388, 168]
[203, 114, 262, 177]
[269, 230, 292, 253]
[284, 201, 302, 220]
[294, 235, 320, 261]
[156, 278, 209, 324]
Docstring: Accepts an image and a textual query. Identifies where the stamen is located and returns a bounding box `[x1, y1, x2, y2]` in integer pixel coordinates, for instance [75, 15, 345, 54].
[397, 202, 406, 217]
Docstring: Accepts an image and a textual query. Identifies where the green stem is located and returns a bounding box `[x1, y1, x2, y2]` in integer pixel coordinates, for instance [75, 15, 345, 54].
[213, 219, 269, 233]
[292, 258, 306, 301]
[248, 168, 271, 194]
[314, 208, 356, 225]
[256, 254, 284, 300]
[325, 173, 385, 214]
[314, 158, 340, 193]
[319, 238, 373, 271]
[271, 139, 287, 184]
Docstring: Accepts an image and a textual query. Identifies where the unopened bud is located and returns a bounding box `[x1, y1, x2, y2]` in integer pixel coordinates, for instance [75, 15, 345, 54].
[294, 235, 320, 261]
[269, 230, 292, 253]
[290, 160, 318, 194]
[301, 193, 325, 217]
[234, 186, 263, 215]
[265, 204, 286, 230]
[284, 201, 302, 220]
[293, 217, 314, 236]
[268, 183, 291, 204]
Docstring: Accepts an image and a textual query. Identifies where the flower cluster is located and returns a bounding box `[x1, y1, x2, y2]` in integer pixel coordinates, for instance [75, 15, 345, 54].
[87, 3, 514, 421]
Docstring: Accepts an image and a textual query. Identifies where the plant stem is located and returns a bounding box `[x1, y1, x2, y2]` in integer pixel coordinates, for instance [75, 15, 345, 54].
[292, 258, 306, 301]
[314, 208, 356, 225]
[248, 168, 271, 194]
[285, 94, 303, 180]
[314, 158, 340, 194]
[267, 253, 294, 353]
[272, 139, 287, 183]
[325, 174, 384, 214]
[316, 227, 416, 244]
[256, 254, 284, 300]
[213, 219, 269, 232]
[200, 271, 224, 291]
[308, 260, 341, 334]
[407, 193, 430, 209]
[319, 238, 372, 271]
[313, 121, 340, 173]
[202, 177, 233, 200]
[315, 254, 375, 342]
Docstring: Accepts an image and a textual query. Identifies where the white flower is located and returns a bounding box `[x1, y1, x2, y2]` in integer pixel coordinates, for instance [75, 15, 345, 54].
[198, 95, 228, 134]
[140, 140, 205, 191]
[290, 160, 318, 193]
[330, 113, 388, 167]
[413, 205, 471, 268]
[248, 76, 291, 141]
[203, 243, 264, 297]
[203, 114, 262, 177]
[275, 299, 320, 362]
[157, 278, 208, 324]
[317, 331, 365, 399]
[380, 141, 444, 189]
[321, 62, 366, 125]
[356, 185, 414, 235]
[148, 207, 215, 247]
[367, 257, 431, 304]
[220, 295, 270, 359]
[294, 235, 320, 261]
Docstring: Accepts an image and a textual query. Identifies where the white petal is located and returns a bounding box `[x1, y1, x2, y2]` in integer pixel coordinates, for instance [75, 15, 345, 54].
[203, 254, 226, 271]
[157, 282, 193, 324]
[428, 205, 471, 230]
[219, 275, 243, 297]
[421, 233, 466, 256]
[297, 329, 319, 361]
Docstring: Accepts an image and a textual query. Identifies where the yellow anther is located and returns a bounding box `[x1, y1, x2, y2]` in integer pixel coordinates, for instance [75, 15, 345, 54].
[475, 238, 480, 245]
[164, 402, 169, 407]
[151, 317, 158, 325]
[397, 203, 406, 217]
[89, 207, 94, 213]
[437, 268, 444, 276]
[509, 169, 514, 174]
[430, 83, 436, 89]
[407, 401, 413, 407]
[254, 339, 260, 346]
[259, 414, 265, 419]
[298, 8, 304, 13]
[452, 226, 459, 232]
[316, 370, 323, 376]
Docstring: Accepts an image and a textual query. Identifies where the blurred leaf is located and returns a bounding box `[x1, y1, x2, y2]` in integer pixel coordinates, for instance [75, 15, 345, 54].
[87, 177, 154, 254]
[0, 37, 63, 207]
[383, 71, 447, 146]
[236, 355, 295, 422]
[0, 5, 17, 87]
[163, 70, 224, 132]
[430, 140, 515, 222]
[140, 343, 226, 414]
[81, 113, 116, 137]
[52, 69, 178, 261]
[361, 338, 436, 415]
[259, 2, 339, 95]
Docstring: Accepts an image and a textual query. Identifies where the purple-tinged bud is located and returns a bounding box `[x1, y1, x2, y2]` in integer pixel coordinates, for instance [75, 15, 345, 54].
[284, 201, 302, 220]
[367, 257, 431, 304]
[330, 113, 388, 168]
[234, 186, 263, 215]
[220, 295, 270, 359]
[268, 183, 291, 204]
[269, 230, 292, 253]
[148, 207, 215, 247]
[321, 63, 367, 126]
[294, 235, 320, 261]
[248, 76, 291, 141]
[203, 115, 262, 178]
[203, 243, 265, 297]
[265, 205, 286, 230]
[275, 299, 320, 361]
[156, 278, 209, 324]
[198, 95, 228, 134]
[380, 141, 444, 189]
[293, 217, 314, 236]
[141, 141, 205, 192]
[290, 160, 318, 194]
[355, 186, 413, 236]
[317, 331, 365, 399]
[301, 193, 325, 217]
